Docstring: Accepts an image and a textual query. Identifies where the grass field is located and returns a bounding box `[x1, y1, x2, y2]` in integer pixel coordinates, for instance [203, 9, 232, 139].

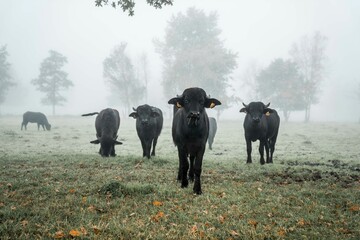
[1, 116, 359, 239]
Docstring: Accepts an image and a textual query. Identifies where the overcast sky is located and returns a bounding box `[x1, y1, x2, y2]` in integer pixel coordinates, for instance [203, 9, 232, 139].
[1, 0, 359, 121]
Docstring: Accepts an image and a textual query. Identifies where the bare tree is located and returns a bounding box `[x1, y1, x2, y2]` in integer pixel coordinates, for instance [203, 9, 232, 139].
[240, 61, 262, 101]
[289, 31, 327, 122]
[138, 52, 149, 102]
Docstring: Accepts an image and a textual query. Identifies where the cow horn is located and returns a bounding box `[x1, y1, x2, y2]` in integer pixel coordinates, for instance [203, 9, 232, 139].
[242, 102, 248, 108]
[265, 102, 270, 108]
[132, 107, 137, 111]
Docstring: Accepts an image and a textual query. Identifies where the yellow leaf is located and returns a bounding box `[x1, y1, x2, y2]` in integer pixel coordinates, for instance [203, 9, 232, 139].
[69, 229, 81, 237]
[81, 197, 87, 204]
[54, 230, 65, 239]
[277, 227, 286, 237]
[297, 218, 306, 226]
[151, 211, 165, 222]
[152, 201, 163, 206]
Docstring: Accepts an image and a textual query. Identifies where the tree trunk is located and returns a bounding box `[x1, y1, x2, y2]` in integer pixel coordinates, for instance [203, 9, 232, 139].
[52, 104, 55, 116]
[305, 104, 310, 123]
[283, 110, 290, 122]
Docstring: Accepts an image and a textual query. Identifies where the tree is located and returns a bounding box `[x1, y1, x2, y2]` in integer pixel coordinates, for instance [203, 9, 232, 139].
[0, 45, 15, 113]
[103, 43, 145, 114]
[255, 58, 305, 122]
[137, 52, 149, 102]
[32, 50, 73, 115]
[155, 7, 237, 117]
[289, 31, 327, 122]
[95, 0, 173, 16]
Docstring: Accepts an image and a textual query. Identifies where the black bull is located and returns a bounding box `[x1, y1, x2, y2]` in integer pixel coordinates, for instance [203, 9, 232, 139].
[240, 102, 280, 164]
[168, 87, 221, 195]
[82, 108, 122, 157]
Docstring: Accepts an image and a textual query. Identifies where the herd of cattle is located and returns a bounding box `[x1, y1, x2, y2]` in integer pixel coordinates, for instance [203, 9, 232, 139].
[20, 87, 280, 194]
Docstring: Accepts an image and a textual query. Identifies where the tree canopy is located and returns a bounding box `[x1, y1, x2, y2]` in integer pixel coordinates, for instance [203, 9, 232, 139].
[155, 7, 237, 117]
[95, 0, 173, 16]
[289, 31, 327, 122]
[32, 50, 73, 115]
[0, 45, 15, 110]
[103, 43, 145, 114]
[255, 58, 305, 122]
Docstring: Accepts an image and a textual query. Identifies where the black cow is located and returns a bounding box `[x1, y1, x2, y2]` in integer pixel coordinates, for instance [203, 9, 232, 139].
[82, 108, 122, 157]
[208, 117, 217, 150]
[168, 87, 221, 194]
[21, 111, 51, 131]
[129, 104, 163, 159]
[240, 102, 280, 164]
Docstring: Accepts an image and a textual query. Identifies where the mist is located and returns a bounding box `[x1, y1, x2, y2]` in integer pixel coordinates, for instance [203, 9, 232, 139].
[1, 0, 359, 122]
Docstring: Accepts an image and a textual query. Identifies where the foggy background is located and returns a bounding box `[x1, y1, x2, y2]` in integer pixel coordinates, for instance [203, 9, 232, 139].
[0, 0, 359, 122]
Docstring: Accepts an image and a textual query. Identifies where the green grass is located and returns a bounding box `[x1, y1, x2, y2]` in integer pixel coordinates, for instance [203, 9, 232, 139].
[0, 116, 359, 239]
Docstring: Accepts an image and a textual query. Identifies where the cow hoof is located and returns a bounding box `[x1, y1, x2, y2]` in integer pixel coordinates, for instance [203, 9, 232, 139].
[188, 177, 194, 182]
[193, 189, 202, 195]
[181, 181, 189, 188]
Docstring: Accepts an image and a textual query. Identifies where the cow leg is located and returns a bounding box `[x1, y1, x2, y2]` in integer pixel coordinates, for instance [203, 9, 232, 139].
[269, 135, 278, 163]
[37, 123, 40, 130]
[265, 140, 270, 163]
[42, 124, 46, 131]
[246, 138, 252, 163]
[188, 155, 195, 182]
[21, 122, 24, 130]
[145, 142, 151, 159]
[193, 148, 205, 195]
[259, 140, 266, 165]
[178, 148, 189, 188]
[110, 146, 116, 157]
[140, 139, 147, 158]
[151, 136, 158, 156]
[177, 161, 182, 181]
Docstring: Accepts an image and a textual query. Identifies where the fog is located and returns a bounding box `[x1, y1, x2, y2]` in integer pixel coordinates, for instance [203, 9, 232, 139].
[1, 0, 359, 122]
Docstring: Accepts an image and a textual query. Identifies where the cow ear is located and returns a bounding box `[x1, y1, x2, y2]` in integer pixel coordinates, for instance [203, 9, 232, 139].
[90, 139, 100, 144]
[240, 108, 247, 113]
[263, 108, 274, 114]
[168, 97, 183, 108]
[114, 140, 123, 145]
[129, 112, 138, 118]
[205, 98, 221, 108]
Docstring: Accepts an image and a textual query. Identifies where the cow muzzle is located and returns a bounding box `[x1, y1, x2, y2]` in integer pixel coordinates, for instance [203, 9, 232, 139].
[187, 111, 200, 126]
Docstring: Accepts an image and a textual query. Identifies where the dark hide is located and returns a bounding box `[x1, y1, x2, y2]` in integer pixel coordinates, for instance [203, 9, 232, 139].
[168, 87, 221, 195]
[21, 111, 51, 131]
[82, 108, 122, 157]
[240, 102, 280, 164]
[208, 117, 217, 150]
[129, 104, 163, 159]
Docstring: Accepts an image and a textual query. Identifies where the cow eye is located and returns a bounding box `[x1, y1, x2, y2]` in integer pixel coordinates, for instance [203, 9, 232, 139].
[184, 99, 189, 104]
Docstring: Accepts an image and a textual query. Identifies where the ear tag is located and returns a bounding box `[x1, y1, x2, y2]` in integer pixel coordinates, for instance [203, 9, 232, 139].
[176, 102, 182, 108]
[265, 112, 271, 116]
[210, 102, 216, 108]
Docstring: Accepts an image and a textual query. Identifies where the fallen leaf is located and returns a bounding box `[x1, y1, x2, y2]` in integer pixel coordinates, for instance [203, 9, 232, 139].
[151, 211, 165, 222]
[80, 227, 87, 235]
[11, 206, 16, 210]
[153, 201, 163, 206]
[190, 225, 198, 234]
[54, 230, 65, 239]
[0, 202, 5, 207]
[230, 230, 239, 236]
[248, 219, 258, 229]
[21, 220, 28, 227]
[297, 218, 306, 226]
[69, 229, 81, 237]
[277, 227, 286, 237]
[219, 215, 226, 224]
[81, 196, 87, 204]
[69, 189, 76, 194]
[92, 226, 101, 235]
[349, 204, 360, 212]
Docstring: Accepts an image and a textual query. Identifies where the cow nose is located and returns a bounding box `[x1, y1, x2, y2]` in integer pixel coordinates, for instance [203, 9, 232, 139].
[189, 111, 200, 119]
[141, 119, 149, 125]
[253, 117, 260, 123]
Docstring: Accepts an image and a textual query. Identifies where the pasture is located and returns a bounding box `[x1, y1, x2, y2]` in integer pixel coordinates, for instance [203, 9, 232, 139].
[0, 115, 359, 239]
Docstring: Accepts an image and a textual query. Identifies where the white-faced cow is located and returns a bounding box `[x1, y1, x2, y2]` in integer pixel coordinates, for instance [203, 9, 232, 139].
[21, 111, 51, 131]
[129, 104, 163, 159]
[168, 87, 221, 195]
[208, 117, 217, 150]
[82, 108, 122, 157]
[240, 102, 280, 164]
